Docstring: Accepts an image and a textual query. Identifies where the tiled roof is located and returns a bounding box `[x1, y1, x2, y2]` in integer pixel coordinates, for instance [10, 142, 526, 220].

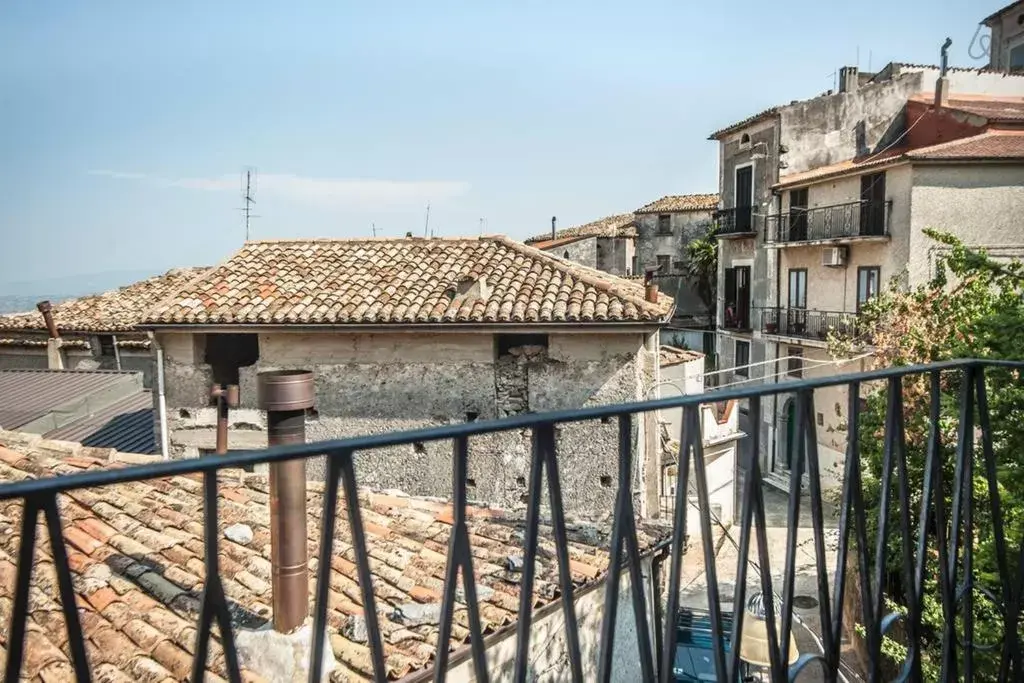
[0, 336, 149, 350]
[983, 1, 1023, 25]
[0, 269, 208, 334]
[634, 194, 719, 214]
[659, 345, 705, 367]
[143, 237, 672, 326]
[906, 130, 1024, 160]
[0, 432, 670, 682]
[773, 147, 909, 189]
[524, 213, 637, 246]
[708, 107, 780, 140]
[909, 93, 1024, 122]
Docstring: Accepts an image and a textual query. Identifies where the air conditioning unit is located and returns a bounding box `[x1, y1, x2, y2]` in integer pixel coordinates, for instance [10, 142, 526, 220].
[821, 246, 848, 267]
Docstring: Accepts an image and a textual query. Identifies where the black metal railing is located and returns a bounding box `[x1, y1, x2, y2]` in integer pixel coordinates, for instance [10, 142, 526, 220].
[714, 207, 756, 236]
[760, 307, 860, 340]
[0, 359, 1022, 682]
[765, 199, 892, 244]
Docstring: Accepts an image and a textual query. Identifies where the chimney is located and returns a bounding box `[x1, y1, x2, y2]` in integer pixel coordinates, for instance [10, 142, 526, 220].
[37, 300, 59, 339]
[551, 216, 557, 240]
[258, 370, 315, 634]
[838, 66, 859, 94]
[210, 383, 239, 454]
[37, 300, 64, 370]
[935, 37, 953, 108]
[643, 270, 659, 303]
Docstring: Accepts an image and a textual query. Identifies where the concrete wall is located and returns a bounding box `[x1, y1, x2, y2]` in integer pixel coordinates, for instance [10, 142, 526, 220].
[445, 555, 660, 682]
[596, 236, 635, 276]
[635, 211, 715, 321]
[554, 237, 599, 270]
[158, 329, 661, 514]
[908, 164, 1024, 286]
[987, 4, 1024, 71]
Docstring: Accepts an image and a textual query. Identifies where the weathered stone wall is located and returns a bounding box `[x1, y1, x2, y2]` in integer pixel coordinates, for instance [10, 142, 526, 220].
[635, 210, 715, 320]
[158, 330, 659, 514]
[554, 237, 599, 269]
[594, 236, 635, 276]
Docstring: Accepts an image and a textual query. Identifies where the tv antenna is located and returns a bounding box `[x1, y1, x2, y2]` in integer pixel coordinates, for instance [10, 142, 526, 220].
[239, 168, 259, 240]
[423, 202, 431, 237]
[371, 222, 377, 237]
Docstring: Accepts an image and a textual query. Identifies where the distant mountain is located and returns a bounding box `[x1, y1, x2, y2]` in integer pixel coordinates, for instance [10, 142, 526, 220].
[0, 269, 163, 314]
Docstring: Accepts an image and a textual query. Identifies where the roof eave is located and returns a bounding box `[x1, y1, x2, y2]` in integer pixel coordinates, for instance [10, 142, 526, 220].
[707, 111, 780, 141]
[140, 320, 671, 333]
[773, 158, 910, 190]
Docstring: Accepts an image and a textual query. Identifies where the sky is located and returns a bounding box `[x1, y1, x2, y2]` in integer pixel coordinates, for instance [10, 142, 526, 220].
[0, 1, 1003, 288]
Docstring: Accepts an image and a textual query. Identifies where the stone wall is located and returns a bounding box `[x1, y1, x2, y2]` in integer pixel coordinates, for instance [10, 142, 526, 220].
[635, 210, 715, 321]
[554, 237, 599, 269]
[157, 329, 661, 514]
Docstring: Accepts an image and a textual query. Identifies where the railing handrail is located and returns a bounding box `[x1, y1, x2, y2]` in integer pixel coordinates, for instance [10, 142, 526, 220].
[757, 306, 858, 316]
[765, 198, 892, 243]
[766, 197, 887, 219]
[0, 358, 1014, 501]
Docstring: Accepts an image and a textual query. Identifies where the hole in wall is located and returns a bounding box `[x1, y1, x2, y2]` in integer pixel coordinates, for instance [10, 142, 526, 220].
[413, 442, 426, 454]
[466, 478, 476, 488]
[516, 476, 526, 487]
[817, 412, 824, 426]
[599, 475, 613, 487]
[465, 411, 479, 422]
[600, 416, 611, 424]
[306, 407, 320, 421]
[179, 409, 191, 419]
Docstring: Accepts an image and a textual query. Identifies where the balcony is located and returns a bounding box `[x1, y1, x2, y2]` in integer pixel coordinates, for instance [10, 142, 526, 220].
[760, 307, 860, 341]
[0, 360, 1021, 682]
[765, 199, 892, 245]
[714, 207, 757, 238]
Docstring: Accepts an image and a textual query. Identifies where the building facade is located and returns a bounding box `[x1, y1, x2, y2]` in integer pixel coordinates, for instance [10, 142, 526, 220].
[524, 214, 637, 277]
[984, 1, 1024, 73]
[710, 57, 1024, 487]
[142, 236, 674, 515]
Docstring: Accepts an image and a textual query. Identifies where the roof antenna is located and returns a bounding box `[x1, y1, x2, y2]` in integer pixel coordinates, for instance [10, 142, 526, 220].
[371, 222, 377, 237]
[479, 217, 484, 236]
[239, 168, 259, 241]
[423, 202, 431, 237]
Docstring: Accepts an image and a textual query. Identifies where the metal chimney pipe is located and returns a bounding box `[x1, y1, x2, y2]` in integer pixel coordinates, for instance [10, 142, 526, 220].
[210, 384, 239, 455]
[257, 370, 315, 634]
[644, 270, 660, 303]
[36, 301, 59, 339]
[551, 216, 557, 240]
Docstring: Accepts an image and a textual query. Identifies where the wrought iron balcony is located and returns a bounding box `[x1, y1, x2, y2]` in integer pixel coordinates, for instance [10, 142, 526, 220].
[714, 207, 757, 237]
[760, 307, 860, 341]
[0, 360, 1021, 682]
[765, 199, 892, 244]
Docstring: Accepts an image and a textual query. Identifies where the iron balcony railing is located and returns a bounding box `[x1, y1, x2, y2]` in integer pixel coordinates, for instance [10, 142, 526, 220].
[760, 307, 860, 340]
[0, 359, 1022, 682]
[765, 199, 892, 244]
[714, 207, 757, 236]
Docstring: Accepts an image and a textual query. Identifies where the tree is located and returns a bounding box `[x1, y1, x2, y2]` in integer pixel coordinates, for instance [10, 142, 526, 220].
[835, 230, 1024, 680]
[686, 229, 718, 326]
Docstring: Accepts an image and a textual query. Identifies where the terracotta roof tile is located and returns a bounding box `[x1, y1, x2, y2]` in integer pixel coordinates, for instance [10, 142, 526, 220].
[905, 130, 1024, 160]
[634, 193, 719, 214]
[909, 94, 1024, 123]
[524, 213, 637, 246]
[0, 430, 670, 681]
[142, 236, 671, 326]
[0, 269, 208, 335]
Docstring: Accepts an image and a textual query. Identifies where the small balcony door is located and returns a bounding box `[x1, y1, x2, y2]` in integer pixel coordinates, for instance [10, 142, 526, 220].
[724, 265, 752, 330]
[787, 268, 807, 334]
[735, 165, 753, 233]
[860, 172, 886, 236]
[788, 188, 808, 241]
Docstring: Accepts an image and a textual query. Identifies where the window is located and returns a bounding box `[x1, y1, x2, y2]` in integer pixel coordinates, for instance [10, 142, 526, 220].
[496, 333, 548, 358]
[97, 335, 116, 357]
[860, 172, 887, 236]
[724, 266, 752, 329]
[563, 250, 570, 258]
[857, 266, 881, 311]
[787, 346, 804, 378]
[788, 269, 807, 309]
[735, 341, 750, 377]
[657, 214, 672, 235]
[656, 255, 672, 274]
[203, 333, 260, 387]
[788, 188, 808, 241]
[1010, 42, 1024, 73]
[740, 133, 751, 146]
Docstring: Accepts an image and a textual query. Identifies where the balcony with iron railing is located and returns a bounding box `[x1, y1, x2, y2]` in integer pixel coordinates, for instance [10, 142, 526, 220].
[0, 360, 1021, 682]
[713, 207, 757, 238]
[759, 307, 860, 342]
[765, 199, 892, 245]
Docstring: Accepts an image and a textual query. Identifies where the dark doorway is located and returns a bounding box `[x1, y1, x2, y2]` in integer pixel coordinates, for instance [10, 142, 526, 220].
[860, 172, 886, 236]
[204, 334, 259, 386]
[735, 166, 753, 232]
[789, 188, 808, 241]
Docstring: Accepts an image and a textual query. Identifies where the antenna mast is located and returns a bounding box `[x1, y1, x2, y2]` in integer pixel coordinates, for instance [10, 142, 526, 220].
[240, 168, 258, 241]
[424, 202, 431, 237]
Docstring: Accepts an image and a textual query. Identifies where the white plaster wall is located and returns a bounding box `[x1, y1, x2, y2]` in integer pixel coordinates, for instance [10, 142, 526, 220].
[908, 164, 1024, 286]
[444, 557, 659, 683]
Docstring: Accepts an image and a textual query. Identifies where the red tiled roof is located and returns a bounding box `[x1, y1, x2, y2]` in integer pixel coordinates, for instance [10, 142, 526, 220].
[0, 431, 669, 682]
[0, 269, 209, 334]
[906, 130, 1024, 160]
[143, 237, 672, 326]
[524, 213, 637, 246]
[909, 93, 1024, 123]
[634, 194, 719, 214]
[774, 147, 909, 189]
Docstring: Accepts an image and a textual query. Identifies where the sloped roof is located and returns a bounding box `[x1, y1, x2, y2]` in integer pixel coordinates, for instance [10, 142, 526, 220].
[909, 93, 1024, 123]
[524, 213, 637, 246]
[634, 194, 719, 214]
[982, 1, 1024, 26]
[708, 107, 780, 140]
[0, 268, 209, 334]
[142, 237, 673, 326]
[0, 432, 669, 682]
[905, 130, 1024, 160]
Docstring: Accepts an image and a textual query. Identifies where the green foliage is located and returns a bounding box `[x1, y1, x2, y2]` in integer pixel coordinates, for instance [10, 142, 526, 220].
[686, 230, 718, 321]
[848, 230, 1024, 680]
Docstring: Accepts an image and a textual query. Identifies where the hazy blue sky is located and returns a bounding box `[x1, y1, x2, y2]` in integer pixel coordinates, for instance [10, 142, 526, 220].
[0, 1, 1000, 286]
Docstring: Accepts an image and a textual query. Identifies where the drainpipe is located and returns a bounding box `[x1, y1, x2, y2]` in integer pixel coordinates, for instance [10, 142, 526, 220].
[111, 334, 122, 371]
[148, 331, 171, 460]
[37, 301, 64, 370]
[258, 369, 314, 634]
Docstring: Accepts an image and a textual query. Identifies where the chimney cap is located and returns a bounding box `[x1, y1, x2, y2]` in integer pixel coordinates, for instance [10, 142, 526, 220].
[36, 300, 52, 313]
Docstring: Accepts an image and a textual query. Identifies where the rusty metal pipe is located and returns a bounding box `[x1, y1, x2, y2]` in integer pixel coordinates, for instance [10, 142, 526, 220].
[36, 301, 59, 339]
[258, 370, 315, 634]
[210, 384, 239, 455]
